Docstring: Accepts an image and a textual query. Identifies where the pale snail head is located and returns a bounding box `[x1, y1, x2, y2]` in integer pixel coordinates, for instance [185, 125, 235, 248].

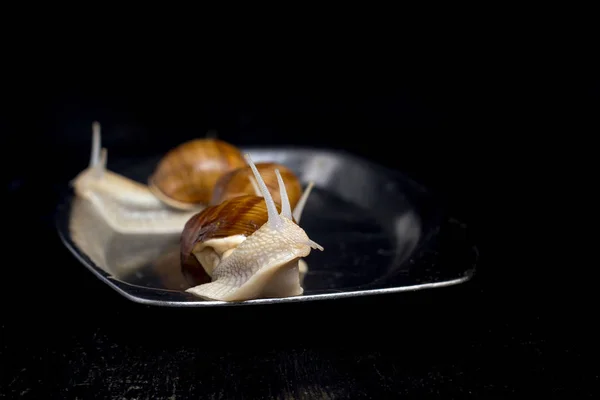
[70, 122, 199, 234]
[183, 154, 323, 302]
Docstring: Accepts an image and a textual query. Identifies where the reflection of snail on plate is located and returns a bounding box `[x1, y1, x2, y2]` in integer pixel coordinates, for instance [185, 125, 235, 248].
[151, 244, 191, 291]
[69, 195, 115, 274]
[69, 122, 322, 302]
[69, 194, 183, 281]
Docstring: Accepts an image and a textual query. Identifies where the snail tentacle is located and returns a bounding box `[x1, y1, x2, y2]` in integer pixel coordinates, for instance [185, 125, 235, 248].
[248, 175, 261, 197]
[90, 121, 101, 168]
[306, 239, 324, 251]
[245, 154, 283, 230]
[93, 148, 108, 178]
[275, 169, 292, 220]
[292, 181, 314, 224]
[89, 122, 107, 179]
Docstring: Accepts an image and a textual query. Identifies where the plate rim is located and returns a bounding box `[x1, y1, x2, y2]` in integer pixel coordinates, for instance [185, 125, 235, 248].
[57, 222, 476, 307]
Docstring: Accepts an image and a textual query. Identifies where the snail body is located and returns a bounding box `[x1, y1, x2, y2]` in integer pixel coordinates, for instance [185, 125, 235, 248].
[71, 122, 198, 234]
[182, 155, 321, 301]
[149, 138, 247, 210]
[210, 162, 302, 208]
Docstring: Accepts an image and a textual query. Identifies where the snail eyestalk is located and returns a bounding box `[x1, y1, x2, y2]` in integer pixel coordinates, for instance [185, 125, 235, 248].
[245, 154, 283, 230]
[292, 181, 314, 224]
[307, 239, 324, 251]
[90, 121, 101, 168]
[248, 175, 261, 197]
[275, 169, 292, 219]
[93, 148, 108, 178]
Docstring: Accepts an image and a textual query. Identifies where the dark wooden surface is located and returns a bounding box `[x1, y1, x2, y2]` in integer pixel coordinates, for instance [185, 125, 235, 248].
[2, 70, 598, 398]
[2, 212, 594, 398]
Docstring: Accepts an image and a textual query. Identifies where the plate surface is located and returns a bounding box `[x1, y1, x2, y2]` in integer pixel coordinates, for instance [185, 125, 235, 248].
[56, 147, 477, 307]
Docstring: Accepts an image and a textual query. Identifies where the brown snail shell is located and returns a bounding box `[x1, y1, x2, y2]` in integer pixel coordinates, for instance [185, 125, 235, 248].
[180, 195, 283, 287]
[148, 138, 247, 210]
[209, 162, 302, 209]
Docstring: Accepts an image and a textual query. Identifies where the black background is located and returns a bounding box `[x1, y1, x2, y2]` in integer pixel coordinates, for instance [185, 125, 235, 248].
[2, 43, 598, 398]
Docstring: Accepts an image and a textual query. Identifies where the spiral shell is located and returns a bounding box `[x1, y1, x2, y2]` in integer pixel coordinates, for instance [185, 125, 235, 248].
[180, 195, 282, 286]
[148, 138, 247, 210]
[210, 162, 302, 209]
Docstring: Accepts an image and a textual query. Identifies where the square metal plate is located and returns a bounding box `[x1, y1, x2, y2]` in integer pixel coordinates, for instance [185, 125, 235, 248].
[55, 147, 477, 307]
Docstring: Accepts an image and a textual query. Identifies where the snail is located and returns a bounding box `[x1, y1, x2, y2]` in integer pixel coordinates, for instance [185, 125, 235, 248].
[210, 162, 303, 208]
[148, 137, 247, 210]
[71, 122, 199, 234]
[181, 154, 322, 301]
